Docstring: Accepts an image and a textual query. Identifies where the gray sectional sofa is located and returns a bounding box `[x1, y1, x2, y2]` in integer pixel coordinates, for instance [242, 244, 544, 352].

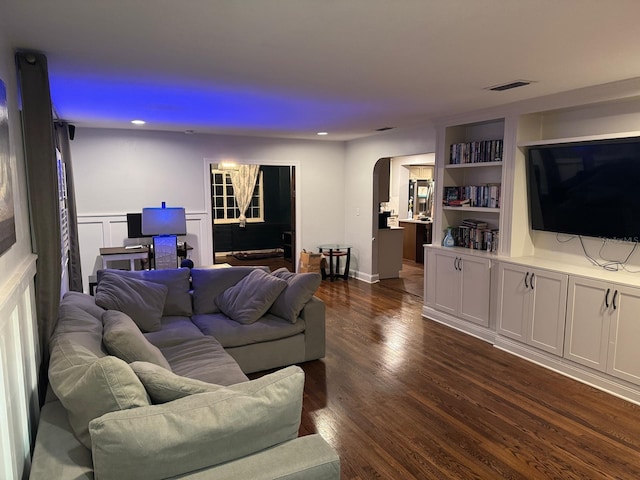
[29, 266, 339, 480]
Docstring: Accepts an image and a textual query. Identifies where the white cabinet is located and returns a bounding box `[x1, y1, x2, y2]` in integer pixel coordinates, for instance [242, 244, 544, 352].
[427, 248, 491, 327]
[496, 263, 568, 356]
[565, 277, 640, 385]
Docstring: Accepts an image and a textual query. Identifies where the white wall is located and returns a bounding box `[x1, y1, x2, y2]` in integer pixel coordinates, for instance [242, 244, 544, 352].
[344, 124, 436, 281]
[70, 128, 347, 289]
[0, 34, 41, 479]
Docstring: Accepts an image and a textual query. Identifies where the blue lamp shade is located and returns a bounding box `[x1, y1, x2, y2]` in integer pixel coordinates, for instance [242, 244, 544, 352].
[141, 207, 187, 236]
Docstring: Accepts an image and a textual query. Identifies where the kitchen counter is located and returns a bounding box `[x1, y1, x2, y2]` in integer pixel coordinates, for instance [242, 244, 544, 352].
[377, 227, 404, 279]
[399, 220, 433, 263]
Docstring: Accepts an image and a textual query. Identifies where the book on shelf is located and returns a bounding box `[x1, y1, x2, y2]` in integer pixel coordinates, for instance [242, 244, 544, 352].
[449, 139, 503, 165]
[449, 219, 498, 252]
[443, 184, 501, 208]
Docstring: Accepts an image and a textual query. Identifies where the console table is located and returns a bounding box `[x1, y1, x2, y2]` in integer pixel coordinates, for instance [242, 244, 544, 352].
[318, 244, 351, 281]
[99, 246, 149, 270]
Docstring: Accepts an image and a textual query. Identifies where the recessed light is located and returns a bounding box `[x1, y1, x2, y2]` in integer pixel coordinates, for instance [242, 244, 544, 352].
[317, 132, 328, 136]
[131, 119, 146, 125]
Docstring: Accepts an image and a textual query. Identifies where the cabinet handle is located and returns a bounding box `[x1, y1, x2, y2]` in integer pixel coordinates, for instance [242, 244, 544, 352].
[457, 258, 462, 271]
[530, 273, 535, 290]
[612, 290, 618, 310]
[453, 258, 458, 271]
[605, 288, 610, 308]
[524, 272, 529, 288]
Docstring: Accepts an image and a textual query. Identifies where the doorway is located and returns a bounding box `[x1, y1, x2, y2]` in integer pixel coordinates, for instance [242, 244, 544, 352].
[375, 153, 435, 298]
[209, 164, 296, 271]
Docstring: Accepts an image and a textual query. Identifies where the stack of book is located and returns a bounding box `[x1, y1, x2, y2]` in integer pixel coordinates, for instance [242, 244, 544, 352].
[449, 139, 503, 164]
[450, 219, 499, 252]
[443, 184, 501, 208]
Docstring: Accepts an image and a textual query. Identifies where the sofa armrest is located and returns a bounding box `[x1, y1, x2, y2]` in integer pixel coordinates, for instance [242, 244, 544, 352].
[30, 400, 93, 480]
[173, 434, 339, 480]
[300, 296, 326, 361]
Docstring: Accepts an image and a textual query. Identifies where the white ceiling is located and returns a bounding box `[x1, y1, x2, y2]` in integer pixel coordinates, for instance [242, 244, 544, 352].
[2, 0, 640, 140]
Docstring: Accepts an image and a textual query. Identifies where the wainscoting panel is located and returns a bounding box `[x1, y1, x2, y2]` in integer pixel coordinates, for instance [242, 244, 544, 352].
[0, 254, 39, 480]
[78, 213, 211, 292]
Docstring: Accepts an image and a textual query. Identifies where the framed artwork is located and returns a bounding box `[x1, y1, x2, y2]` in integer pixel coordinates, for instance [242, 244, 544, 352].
[0, 79, 16, 257]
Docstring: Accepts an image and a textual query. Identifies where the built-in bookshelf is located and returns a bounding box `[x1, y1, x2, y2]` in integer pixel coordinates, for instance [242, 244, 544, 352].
[434, 118, 506, 252]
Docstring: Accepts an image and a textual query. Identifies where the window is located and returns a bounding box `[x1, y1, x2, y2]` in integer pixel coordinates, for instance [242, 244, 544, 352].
[211, 167, 264, 224]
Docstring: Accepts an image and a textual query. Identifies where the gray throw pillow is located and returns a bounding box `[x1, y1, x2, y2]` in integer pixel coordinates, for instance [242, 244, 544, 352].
[270, 268, 322, 323]
[97, 268, 192, 316]
[130, 361, 222, 403]
[216, 269, 287, 324]
[48, 343, 150, 448]
[191, 266, 268, 314]
[89, 366, 304, 480]
[102, 311, 172, 371]
[95, 272, 168, 332]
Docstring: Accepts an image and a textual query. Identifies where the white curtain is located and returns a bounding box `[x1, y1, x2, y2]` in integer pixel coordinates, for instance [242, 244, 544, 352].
[229, 164, 260, 227]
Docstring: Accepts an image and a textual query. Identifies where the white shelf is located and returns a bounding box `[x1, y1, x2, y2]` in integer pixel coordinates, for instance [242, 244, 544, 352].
[518, 130, 640, 148]
[445, 161, 502, 169]
[443, 206, 500, 213]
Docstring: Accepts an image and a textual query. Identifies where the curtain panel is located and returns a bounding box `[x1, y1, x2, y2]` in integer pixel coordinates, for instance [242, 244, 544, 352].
[229, 164, 260, 227]
[16, 51, 62, 402]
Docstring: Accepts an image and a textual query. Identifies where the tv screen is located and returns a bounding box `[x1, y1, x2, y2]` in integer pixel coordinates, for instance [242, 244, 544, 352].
[527, 138, 640, 242]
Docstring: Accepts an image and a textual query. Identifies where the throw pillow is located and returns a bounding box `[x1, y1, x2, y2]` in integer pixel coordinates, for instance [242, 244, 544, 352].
[191, 266, 269, 314]
[216, 269, 287, 324]
[48, 343, 150, 449]
[89, 366, 304, 480]
[95, 271, 168, 332]
[97, 268, 192, 316]
[130, 361, 222, 403]
[270, 268, 322, 323]
[102, 311, 172, 371]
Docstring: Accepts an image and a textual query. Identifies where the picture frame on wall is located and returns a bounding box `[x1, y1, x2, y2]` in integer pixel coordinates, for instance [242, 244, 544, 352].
[0, 79, 16, 257]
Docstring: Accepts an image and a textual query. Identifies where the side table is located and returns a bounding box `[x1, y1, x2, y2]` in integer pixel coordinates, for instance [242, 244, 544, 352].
[318, 244, 351, 281]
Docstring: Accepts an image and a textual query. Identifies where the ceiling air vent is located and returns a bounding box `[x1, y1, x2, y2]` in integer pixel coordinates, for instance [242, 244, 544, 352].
[486, 80, 533, 92]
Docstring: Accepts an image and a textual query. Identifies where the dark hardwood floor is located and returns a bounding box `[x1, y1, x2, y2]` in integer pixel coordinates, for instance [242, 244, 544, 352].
[295, 277, 640, 479]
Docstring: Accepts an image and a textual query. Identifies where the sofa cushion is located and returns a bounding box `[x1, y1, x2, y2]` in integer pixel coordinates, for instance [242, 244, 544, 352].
[130, 361, 224, 403]
[60, 291, 106, 318]
[89, 366, 304, 480]
[48, 341, 150, 449]
[102, 310, 172, 370]
[191, 266, 267, 314]
[270, 268, 322, 323]
[192, 313, 306, 348]
[97, 268, 192, 316]
[216, 269, 287, 325]
[155, 335, 248, 385]
[95, 272, 167, 332]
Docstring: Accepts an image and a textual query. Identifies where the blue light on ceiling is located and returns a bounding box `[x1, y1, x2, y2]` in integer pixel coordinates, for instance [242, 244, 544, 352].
[48, 74, 382, 131]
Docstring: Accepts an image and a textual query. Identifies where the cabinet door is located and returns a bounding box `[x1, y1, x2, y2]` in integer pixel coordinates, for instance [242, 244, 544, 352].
[528, 269, 568, 356]
[429, 250, 459, 316]
[496, 263, 529, 342]
[607, 284, 640, 385]
[458, 254, 491, 327]
[564, 277, 610, 372]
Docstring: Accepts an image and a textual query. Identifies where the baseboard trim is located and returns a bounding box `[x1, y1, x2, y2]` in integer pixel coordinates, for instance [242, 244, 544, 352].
[421, 305, 495, 344]
[494, 336, 640, 406]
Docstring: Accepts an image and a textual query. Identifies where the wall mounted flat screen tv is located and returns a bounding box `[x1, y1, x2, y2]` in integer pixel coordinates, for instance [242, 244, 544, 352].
[526, 138, 640, 242]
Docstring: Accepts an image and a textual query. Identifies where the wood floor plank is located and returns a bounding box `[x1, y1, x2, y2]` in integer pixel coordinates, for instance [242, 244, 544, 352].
[296, 277, 640, 479]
